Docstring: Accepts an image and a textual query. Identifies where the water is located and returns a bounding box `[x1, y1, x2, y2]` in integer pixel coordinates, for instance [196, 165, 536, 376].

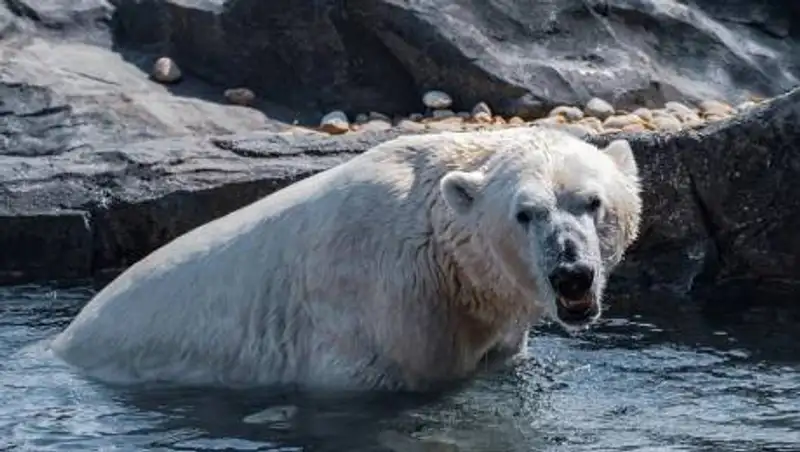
[0, 284, 798, 452]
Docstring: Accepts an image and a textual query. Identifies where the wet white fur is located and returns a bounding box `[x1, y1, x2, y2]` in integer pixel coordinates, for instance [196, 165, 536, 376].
[50, 127, 642, 391]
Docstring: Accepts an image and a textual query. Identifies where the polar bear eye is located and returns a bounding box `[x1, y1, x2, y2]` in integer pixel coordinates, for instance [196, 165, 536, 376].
[587, 196, 603, 212]
[515, 210, 533, 225]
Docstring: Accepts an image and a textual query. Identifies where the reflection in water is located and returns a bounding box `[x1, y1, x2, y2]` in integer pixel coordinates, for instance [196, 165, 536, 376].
[0, 284, 798, 451]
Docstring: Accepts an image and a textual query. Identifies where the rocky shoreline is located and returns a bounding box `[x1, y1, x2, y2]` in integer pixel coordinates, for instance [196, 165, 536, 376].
[3, 87, 800, 301]
[153, 56, 761, 138]
[2, 1, 800, 311]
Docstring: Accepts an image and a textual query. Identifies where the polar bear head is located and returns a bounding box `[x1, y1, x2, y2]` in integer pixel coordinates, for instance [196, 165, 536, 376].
[439, 128, 642, 331]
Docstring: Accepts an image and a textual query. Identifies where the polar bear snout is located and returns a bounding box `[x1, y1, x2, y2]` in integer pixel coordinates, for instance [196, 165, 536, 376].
[549, 263, 594, 301]
[548, 262, 600, 326]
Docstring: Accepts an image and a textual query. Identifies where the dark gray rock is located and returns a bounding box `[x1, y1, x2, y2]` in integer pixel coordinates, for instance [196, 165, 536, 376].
[1, 0, 800, 305]
[0, 129, 410, 283]
[1, 88, 799, 299]
[106, 0, 800, 118]
[588, 87, 800, 304]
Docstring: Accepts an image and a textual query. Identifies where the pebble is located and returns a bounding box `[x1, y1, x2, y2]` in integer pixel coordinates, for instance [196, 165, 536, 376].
[622, 123, 647, 133]
[355, 113, 369, 124]
[151, 56, 182, 83]
[665, 101, 696, 116]
[578, 117, 603, 132]
[533, 116, 566, 126]
[548, 105, 584, 121]
[422, 90, 453, 109]
[471, 101, 492, 117]
[224, 87, 256, 106]
[602, 114, 642, 130]
[665, 101, 700, 122]
[408, 113, 424, 121]
[426, 118, 464, 132]
[358, 119, 393, 132]
[651, 114, 682, 131]
[431, 109, 456, 119]
[320, 110, 350, 134]
[631, 107, 653, 123]
[584, 97, 614, 120]
[493, 116, 507, 126]
[651, 109, 675, 119]
[456, 111, 471, 119]
[508, 116, 525, 125]
[395, 119, 427, 132]
[699, 100, 733, 117]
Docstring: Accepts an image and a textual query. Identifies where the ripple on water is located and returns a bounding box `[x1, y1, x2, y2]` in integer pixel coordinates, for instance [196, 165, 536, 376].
[0, 285, 798, 452]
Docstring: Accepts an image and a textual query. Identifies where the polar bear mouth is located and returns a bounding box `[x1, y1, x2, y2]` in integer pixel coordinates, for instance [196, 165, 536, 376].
[554, 296, 598, 326]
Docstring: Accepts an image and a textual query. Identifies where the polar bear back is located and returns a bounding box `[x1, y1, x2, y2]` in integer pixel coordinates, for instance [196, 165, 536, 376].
[50, 139, 449, 386]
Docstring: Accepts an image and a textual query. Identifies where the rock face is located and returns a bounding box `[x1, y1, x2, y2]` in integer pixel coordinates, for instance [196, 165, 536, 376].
[2, 0, 800, 307]
[2, 78, 800, 300]
[107, 0, 799, 117]
[593, 88, 800, 301]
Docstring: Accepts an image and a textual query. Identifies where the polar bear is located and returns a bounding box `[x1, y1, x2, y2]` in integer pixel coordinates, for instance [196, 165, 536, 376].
[50, 126, 642, 391]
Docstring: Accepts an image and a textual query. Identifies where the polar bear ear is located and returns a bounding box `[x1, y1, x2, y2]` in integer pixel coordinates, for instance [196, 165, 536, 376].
[603, 139, 638, 178]
[440, 170, 486, 215]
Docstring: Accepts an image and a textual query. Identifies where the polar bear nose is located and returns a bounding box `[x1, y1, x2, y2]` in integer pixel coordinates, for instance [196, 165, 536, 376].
[549, 263, 594, 301]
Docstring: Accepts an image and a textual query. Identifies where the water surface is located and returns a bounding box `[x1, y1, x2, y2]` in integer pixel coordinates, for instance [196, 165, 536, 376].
[0, 284, 798, 451]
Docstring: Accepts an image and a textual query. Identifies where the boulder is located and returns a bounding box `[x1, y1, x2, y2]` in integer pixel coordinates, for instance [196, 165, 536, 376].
[2, 80, 800, 301]
[106, 0, 799, 116]
[2, 0, 800, 307]
[589, 89, 800, 303]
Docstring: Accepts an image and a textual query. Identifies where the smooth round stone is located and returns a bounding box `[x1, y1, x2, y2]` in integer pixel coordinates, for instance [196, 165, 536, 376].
[431, 109, 456, 119]
[320, 110, 350, 134]
[602, 114, 642, 129]
[622, 123, 647, 133]
[699, 100, 733, 117]
[584, 97, 614, 120]
[665, 101, 701, 122]
[358, 119, 393, 132]
[578, 116, 603, 131]
[224, 87, 256, 106]
[651, 114, 682, 131]
[533, 116, 566, 126]
[631, 107, 653, 123]
[422, 90, 453, 109]
[151, 56, 182, 83]
[395, 119, 426, 132]
[665, 101, 696, 116]
[548, 105, 584, 121]
[471, 101, 492, 117]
